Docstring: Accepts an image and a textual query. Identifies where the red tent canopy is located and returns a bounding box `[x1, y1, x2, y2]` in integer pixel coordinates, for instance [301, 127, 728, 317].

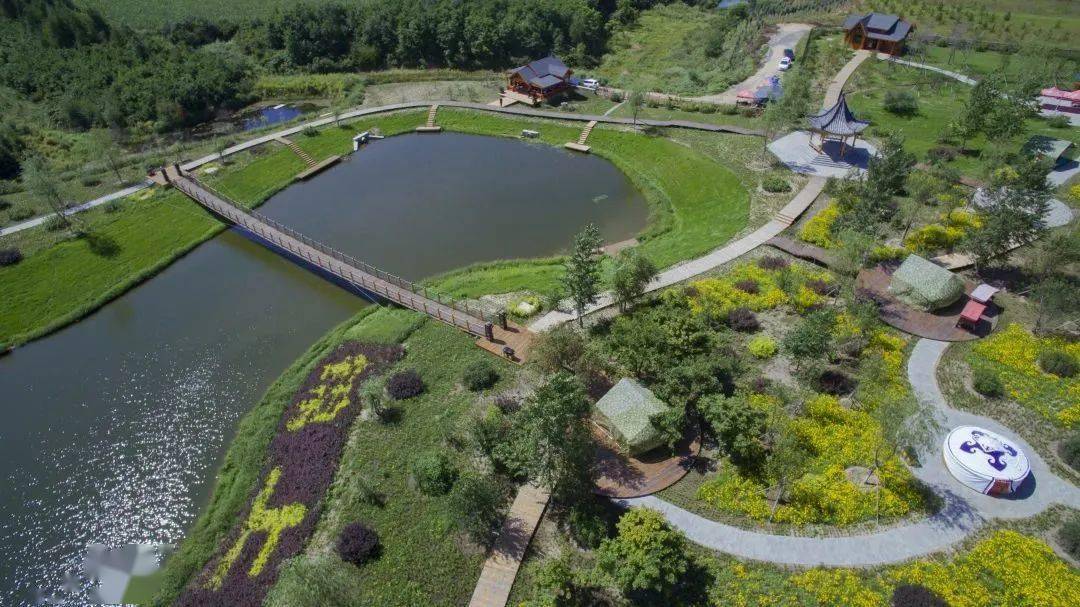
[959, 300, 987, 325]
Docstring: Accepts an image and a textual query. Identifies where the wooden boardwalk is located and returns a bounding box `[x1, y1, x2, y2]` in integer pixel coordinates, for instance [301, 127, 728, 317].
[467, 484, 550, 607]
[160, 165, 493, 338]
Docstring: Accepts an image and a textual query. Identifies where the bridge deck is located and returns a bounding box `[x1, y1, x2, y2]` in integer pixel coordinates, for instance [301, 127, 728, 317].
[163, 166, 491, 338]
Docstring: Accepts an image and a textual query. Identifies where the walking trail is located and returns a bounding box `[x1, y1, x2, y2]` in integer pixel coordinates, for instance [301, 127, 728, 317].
[467, 484, 550, 607]
[621, 339, 1080, 567]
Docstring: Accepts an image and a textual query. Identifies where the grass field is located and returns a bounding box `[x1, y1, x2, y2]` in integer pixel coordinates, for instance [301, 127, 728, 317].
[846, 58, 1080, 179]
[1, 108, 759, 347]
[590, 3, 761, 96]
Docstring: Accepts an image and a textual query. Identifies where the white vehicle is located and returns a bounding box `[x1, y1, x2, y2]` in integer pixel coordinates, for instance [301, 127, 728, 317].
[778, 57, 793, 71]
[580, 78, 600, 90]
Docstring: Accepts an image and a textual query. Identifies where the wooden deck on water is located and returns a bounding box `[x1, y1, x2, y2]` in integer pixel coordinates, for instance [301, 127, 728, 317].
[158, 166, 533, 353]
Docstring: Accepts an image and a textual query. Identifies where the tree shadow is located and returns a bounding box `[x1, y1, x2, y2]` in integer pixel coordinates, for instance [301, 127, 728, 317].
[83, 231, 122, 258]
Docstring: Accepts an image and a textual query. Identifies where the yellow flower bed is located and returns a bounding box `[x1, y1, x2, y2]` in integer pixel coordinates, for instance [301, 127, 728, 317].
[792, 569, 882, 607]
[287, 352, 369, 431]
[686, 262, 832, 319]
[904, 209, 982, 254]
[971, 323, 1080, 427]
[799, 203, 841, 248]
[697, 394, 924, 526]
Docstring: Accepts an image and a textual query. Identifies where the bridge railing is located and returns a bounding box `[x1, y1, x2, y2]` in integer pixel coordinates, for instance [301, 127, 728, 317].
[173, 176, 493, 335]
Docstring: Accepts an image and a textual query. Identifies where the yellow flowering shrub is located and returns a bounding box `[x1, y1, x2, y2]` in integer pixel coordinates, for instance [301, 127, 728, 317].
[904, 209, 982, 254]
[687, 263, 789, 317]
[971, 323, 1080, 427]
[1070, 183, 1080, 202]
[891, 531, 1080, 607]
[794, 285, 825, 313]
[799, 203, 841, 248]
[748, 335, 778, 359]
[869, 245, 907, 263]
[697, 468, 771, 521]
[792, 569, 883, 607]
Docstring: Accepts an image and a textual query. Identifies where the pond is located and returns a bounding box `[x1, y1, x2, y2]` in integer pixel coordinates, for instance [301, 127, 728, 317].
[0, 133, 647, 604]
[239, 104, 305, 131]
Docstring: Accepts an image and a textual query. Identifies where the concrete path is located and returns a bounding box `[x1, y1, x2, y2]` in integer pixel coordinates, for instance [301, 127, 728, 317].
[467, 484, 550, 607]
[529, 177, 827, 331]
[694, 24, 813, 105]
[0, 181, 150, 237]
[621, 339, 1080, 567]
[880, 55, 977, 85]
[824, 50, 871, 107]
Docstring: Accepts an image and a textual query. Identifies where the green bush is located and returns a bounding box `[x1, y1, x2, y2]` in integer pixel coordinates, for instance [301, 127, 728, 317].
[883, 89, 919, 116]
[461, 360, 499, 392]
[567, 499, 613, 549]
[972, 367, 1004, 397]
[1060, 431, 1080, 471]
[43, 214, 67, 231]
[104, 200, 124, 214]
[1058, 514, 1080, 560]
[301, 126, 319, 137]
[747, 335, 777, 359]
[8, 205, 34, 221]
[411, 450, 457, 495]
[1047, 114, 1071, 129]
[1038, 350, 1077, 378]
[762, 175, 791, 193]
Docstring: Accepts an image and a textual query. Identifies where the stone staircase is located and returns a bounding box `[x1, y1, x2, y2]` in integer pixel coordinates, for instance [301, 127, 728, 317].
[416, 104, 442, 132]
[277, 137, 316, 167]
[564, 120, 596, 153]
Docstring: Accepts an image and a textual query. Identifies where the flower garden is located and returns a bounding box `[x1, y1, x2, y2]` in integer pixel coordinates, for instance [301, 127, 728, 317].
[176, 341, 404, 607]
[969, 323, 1080, 427]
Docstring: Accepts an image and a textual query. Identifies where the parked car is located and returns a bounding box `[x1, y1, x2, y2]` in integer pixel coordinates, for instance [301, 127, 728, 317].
[580, 78, 600, 90]
[778, 56, 793, 71]
[783, 48, 795, 60]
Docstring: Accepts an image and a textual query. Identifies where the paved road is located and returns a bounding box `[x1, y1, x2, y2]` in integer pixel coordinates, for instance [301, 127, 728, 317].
[694, 24, 813, 105]
[621, 339, 1080, 567]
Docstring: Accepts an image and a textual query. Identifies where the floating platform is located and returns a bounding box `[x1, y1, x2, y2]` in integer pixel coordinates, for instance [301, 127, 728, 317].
[414, 126, 443, 133]
[295, 155, 340, 180]
[563, 142, 591, 153]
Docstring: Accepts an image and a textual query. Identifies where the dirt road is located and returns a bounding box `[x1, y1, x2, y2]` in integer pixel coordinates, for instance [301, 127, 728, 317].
[694, 23, 813, 104]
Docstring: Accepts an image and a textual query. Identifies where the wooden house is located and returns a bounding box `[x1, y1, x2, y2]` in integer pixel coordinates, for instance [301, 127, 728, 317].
[842, 12, 914, 55]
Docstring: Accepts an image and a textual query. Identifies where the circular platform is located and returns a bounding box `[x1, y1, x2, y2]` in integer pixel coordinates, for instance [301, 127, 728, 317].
[592, 425, 700, 499]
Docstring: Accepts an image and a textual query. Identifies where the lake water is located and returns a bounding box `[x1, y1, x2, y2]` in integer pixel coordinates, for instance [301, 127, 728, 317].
[240, 105, 304, 131]
[0, 133, 646, 605]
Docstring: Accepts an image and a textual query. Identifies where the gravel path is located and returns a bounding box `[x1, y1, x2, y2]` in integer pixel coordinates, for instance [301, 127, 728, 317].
[693, 24, 813, 105]
[621, 339, 1080, 567]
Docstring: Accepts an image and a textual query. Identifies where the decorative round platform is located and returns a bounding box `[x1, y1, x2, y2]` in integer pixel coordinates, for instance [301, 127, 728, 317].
[592, 425, 700, 499]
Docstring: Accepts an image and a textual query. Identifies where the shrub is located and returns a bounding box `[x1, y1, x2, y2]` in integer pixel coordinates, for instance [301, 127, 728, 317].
[493, 391, 521, 414]
[0, 247, 22, 266]
[567, 499, 613, 548]
[927, 145, 959, 163]
[462, 360, 499, 391]
[301, 126, 319, 137]
[449, 472, 505, 546]
[748, 335, 777, 359]
[972, 367, 1004, 397]
[870, 245, 907, 263]
[818, 369, 856, 395]
[884, 89, 919, 115]
[891, 583, 948, 607]
[721, 104, 739, 115]
[103, 200, 123, 213]
[1057, 514, 1080, 561]
[1060, 431, 1080, 470]
[806, 278, 833, 296]
[411, 450, 457, 495]
[336, 522, 380, 566]
[386, 369, 424, 400]
[734, 279, 759, 294]
[7, 205, 34, 221]
[43, 214, 67, 231]
[727, 306, 760, 332]
[1039, 350, 1077, 378]
[762, 175, 791, 193]
[758, 255, 790, 271]
[799, 203, 840, 248]
[1047, 114, 1071, 129]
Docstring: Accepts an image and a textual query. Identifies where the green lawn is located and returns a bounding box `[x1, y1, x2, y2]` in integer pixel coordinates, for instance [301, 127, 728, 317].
[589, 3, 760, 96]
[846, 58, 1080, 180]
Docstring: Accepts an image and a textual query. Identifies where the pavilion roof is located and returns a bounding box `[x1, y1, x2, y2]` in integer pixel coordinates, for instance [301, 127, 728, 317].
[807, 93, 869, 136]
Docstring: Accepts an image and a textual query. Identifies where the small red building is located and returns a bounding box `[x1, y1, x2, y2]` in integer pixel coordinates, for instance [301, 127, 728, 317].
[506, 56, 573, 104]
[842, 13, 914, 56]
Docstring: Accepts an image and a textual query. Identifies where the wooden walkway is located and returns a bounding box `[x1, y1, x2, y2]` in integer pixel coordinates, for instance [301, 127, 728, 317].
[159, 165, 493, 338]
[766, 236, 834, 267]
[467, 484, 550, 607]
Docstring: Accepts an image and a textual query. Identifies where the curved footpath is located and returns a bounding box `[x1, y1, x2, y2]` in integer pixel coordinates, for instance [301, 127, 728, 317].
[0, 102, 763, 238]
[621, 338, 1080, 567]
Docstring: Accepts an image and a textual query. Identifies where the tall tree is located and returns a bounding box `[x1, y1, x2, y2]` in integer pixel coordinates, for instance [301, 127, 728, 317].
[595, 508, 690, 601]
[611, 248, 657, 312]
[962, 157, 1052, 271]
[22, 155, 70, 228]
[561, 223, 603, 327]
[764, 418, 807, 521]
[865, 129, 915, 198]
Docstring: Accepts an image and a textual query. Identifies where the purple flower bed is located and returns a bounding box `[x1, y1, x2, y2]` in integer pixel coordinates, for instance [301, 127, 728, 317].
[176, 341, 403, 607]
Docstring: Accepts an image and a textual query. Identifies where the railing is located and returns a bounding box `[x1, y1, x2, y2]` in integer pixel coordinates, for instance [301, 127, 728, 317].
[171, 175, 492, 336]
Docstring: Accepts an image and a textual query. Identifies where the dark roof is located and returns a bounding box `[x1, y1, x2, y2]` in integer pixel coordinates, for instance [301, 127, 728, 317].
[807, 93, 869, 136]
[843, 12, 913, 42]
[510, 55, 571, 89]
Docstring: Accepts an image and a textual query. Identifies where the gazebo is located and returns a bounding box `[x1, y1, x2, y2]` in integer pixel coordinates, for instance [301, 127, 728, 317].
[806, 93, 869, 157]
[888, 254, 964, 311]
[593, 378, 669, 456]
